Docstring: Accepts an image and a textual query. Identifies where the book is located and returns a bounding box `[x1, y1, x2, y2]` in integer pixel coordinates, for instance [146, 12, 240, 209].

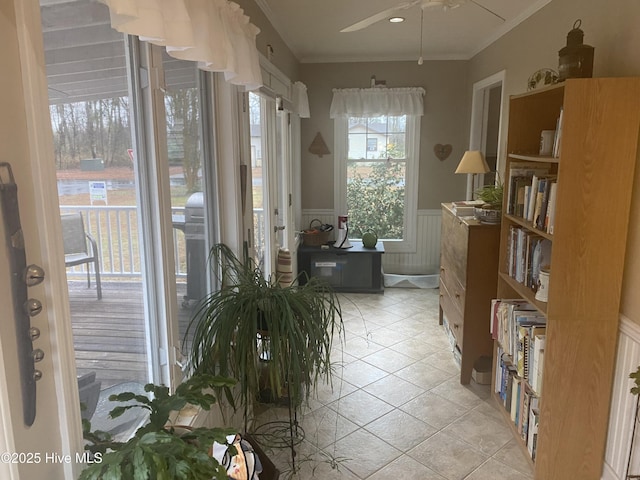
[530, 334, 546, 395]
[511, 377, 521, 424]
[526, 175, 540, 222]
[535, 176, 557, 230]
[552, 107, 564, 158]
[451, 200, 483, 217]
[527, 407, 540, 459]
[545, 181, 558, 234]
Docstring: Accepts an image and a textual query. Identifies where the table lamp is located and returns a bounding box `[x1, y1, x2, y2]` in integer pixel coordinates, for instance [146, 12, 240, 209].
[455, 150, 490, 200]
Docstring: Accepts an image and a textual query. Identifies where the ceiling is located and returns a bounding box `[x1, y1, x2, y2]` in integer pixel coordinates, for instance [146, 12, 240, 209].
[40, 0, 197, 104]
[255, 0, 552, 63]
[39, 0, 552, 104]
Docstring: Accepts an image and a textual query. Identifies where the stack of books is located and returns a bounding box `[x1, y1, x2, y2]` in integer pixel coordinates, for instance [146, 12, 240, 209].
[451, 200, 483, 217]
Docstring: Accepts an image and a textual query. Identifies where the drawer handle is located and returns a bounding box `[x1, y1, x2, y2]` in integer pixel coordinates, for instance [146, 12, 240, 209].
[440, 267, 445, 272]
[455, 293, 460, 299]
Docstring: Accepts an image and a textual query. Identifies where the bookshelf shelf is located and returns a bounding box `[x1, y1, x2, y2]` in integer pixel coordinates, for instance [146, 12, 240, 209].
[508, 153, 560, 164]
[494, 77, 640, 479]
[503, 214, 553, 241]
[497, 272, 547, 315]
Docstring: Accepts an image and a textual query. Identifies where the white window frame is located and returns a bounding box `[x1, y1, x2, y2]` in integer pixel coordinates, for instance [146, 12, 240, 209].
[334, 114, 420, 253]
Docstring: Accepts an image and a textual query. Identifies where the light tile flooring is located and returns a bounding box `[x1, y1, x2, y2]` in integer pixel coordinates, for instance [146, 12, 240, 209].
[253, 287, 535, 479]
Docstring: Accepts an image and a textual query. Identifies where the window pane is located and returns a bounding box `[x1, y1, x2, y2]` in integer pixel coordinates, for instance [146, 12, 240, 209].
[387, 133, 406, 159]
[387, 116, 406, 133]
[346, 160, 406, 240]
[348, 132, 369, 160]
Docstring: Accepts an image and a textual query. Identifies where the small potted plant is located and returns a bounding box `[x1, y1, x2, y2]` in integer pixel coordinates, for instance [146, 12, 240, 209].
[474, 179, 504, 224]
[79, 374, 239, 480]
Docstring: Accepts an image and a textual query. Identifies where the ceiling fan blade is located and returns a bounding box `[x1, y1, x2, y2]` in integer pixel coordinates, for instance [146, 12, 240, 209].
[340, 0, 423, 33]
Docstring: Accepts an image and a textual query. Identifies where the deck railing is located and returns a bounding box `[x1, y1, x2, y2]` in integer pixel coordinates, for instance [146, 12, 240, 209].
[60, 205, 265, 279]
[60, 205, 187, 279]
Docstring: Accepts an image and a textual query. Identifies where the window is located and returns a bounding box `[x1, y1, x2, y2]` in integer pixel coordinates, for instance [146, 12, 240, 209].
[331, 88, 424, 252]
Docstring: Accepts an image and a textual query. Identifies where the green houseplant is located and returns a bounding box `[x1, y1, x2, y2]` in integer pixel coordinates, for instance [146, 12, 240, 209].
[473, 178, 504, 224]
[185, 244, 344, 423]
[79, 374, 238, 480]
[474, 180, 504, 209]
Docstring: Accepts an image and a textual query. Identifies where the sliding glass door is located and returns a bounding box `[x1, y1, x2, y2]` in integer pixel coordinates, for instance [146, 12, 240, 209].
[40, 0, 217, 432]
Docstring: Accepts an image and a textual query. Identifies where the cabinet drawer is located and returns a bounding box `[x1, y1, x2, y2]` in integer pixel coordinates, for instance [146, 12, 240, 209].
[442, 274, 466, 316]
[441, 212, 469, 286]
[440, 279, 464, 349]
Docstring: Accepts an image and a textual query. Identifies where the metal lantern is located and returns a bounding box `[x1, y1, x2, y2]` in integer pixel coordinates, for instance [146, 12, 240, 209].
[558, 19, 594, 81]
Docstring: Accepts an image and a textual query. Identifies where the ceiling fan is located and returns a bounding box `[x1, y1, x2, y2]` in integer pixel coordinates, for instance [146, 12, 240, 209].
[340, 0, 505, 33]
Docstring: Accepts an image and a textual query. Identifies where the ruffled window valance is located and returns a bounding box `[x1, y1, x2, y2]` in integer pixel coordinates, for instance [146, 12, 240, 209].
[99, 0, 262, 90]
[329, 87, 425, 118]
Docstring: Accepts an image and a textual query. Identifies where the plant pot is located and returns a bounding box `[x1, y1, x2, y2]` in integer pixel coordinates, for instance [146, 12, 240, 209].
[474, 207, 501, 224]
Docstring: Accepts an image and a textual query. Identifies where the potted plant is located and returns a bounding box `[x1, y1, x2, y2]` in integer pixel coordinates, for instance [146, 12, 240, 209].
[474, 178, 504, 224]
[79, 374, 239, 480]
[185, 244, 344, 425]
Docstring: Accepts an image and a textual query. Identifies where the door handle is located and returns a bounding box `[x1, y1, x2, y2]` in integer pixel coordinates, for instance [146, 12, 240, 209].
[274, 225, 285, 232]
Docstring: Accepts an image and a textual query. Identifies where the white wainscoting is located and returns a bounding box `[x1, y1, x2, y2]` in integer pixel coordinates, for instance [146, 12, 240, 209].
[300, 209, 442, 275]
[603, 316, 640, 480]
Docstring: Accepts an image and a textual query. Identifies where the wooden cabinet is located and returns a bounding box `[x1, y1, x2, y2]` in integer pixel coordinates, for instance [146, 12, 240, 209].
[493, 78, 640, 480]
[439, 203, 499, 384]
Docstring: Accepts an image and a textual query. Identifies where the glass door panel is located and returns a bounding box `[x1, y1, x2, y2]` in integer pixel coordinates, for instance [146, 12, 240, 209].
[161, 51, 208, 355]
[248, 92, 272, 273]
[41, 0, 156, 434]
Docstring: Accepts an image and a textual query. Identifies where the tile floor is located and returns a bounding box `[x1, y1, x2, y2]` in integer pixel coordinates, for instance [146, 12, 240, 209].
[253, 287, 535, 479]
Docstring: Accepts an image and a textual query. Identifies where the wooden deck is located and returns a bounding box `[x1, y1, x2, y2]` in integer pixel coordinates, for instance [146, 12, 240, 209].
[68, 280, 193, 389]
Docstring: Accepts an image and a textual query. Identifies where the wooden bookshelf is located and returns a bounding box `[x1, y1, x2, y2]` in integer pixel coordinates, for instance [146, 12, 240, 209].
[494, 78, 640, 480]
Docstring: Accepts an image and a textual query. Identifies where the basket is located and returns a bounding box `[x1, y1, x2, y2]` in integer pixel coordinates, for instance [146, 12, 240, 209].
[301, 219, 332, 246]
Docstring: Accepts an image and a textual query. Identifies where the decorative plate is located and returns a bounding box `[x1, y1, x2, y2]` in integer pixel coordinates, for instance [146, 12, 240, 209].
[527, 68, 559, 91]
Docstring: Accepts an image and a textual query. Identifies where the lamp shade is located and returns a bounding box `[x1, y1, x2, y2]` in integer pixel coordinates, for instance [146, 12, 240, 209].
[455, 150, 490, 174]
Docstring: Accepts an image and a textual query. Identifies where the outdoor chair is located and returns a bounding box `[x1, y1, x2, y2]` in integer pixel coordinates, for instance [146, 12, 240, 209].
[61, 212, 102, 299]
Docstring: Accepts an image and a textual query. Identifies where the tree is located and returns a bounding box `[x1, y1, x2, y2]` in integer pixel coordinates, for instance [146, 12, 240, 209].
[165, 88, 201, 194]
[346, 159, 405, 240]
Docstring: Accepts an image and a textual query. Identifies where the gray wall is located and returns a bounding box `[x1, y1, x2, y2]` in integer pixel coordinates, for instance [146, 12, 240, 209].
[299, 61, 470, 210]
[466, 0, 640, 325]
[234, 0, 300, 81]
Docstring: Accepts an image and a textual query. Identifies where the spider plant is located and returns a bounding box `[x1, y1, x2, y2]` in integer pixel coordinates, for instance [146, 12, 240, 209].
[185, 244, 343, 424]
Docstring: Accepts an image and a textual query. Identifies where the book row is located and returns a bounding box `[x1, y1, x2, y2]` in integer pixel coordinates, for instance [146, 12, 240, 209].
[495, 347, 541, 461]
[506, 163, 558, 234]
[490, 299, 546, 391]
[506, 226, 552, 290]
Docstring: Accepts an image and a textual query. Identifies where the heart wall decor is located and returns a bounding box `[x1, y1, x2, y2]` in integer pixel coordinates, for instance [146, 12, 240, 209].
[434, 144, 453, 161]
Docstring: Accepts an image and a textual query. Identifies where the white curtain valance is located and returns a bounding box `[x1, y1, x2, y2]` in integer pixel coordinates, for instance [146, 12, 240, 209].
[293, 81, 310, 118]
[99, 0, 262, 90]
[329, 87, 425, 118]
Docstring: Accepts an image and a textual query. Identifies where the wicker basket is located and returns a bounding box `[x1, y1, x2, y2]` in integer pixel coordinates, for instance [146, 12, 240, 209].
[301, 219, 332, 246]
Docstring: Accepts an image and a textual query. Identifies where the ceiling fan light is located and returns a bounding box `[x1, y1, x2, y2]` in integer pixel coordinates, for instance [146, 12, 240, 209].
[389, 16, 405, 23]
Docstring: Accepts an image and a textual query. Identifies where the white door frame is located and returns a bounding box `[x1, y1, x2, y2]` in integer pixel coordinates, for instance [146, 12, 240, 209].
[467, 70, 506, 199]
[1, 1, 84, 478]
